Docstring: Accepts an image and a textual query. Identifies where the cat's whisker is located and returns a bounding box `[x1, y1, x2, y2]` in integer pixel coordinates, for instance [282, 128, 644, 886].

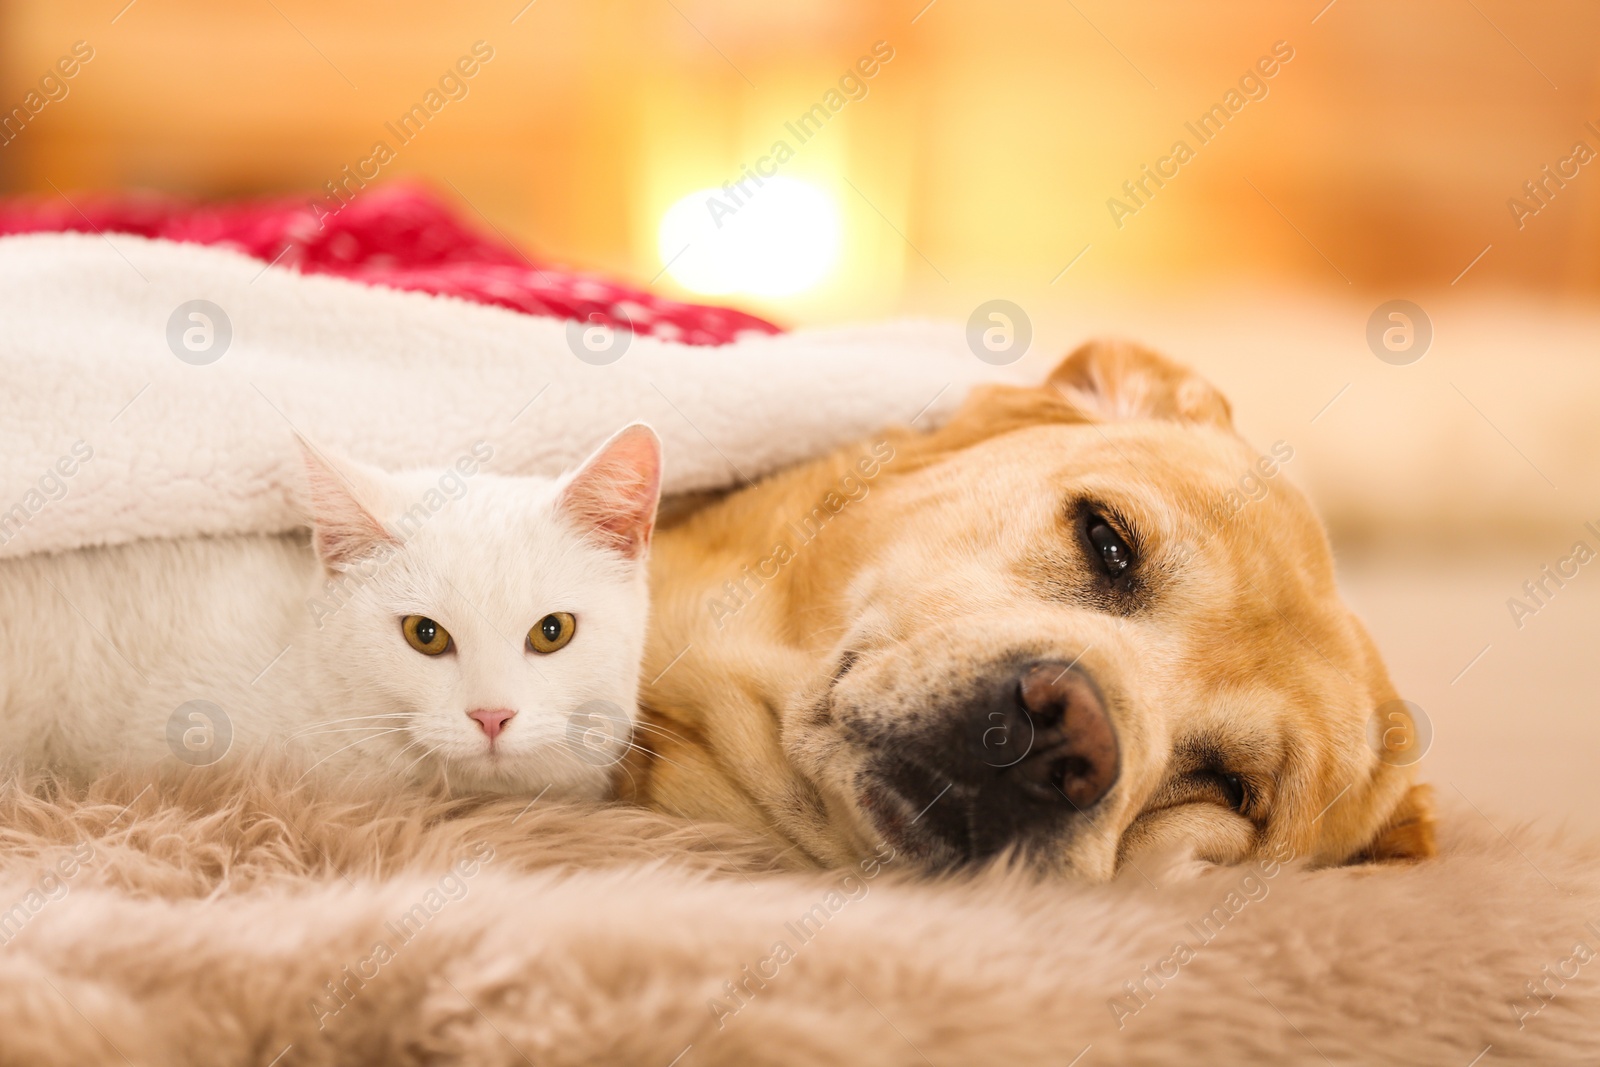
[558, 734, 683, 772]
[618, 735, 692, 762]
[401, 743, 444, 780]
[385, 736, 429, 771]
[290, 725, 411, 738]
[624, 729, 700, 761]
[292, 728, 408, 784]
[290, 713, 411, 728]
[612, 759, 641, 798]
[626, 719, 695, 747]
[284, 713, 411, 739]
[280, 726, 407, 756]
[625, 742, 683, 769]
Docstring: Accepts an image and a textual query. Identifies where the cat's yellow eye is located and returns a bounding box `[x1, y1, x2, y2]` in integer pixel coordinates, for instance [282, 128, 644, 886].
[528, 612, 576, 654]
[401, 615, 452, 656]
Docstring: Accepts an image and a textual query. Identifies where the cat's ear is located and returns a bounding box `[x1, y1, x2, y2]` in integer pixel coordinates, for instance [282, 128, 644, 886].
[557, 423, 663, 561]
[295, 436, 398, 569]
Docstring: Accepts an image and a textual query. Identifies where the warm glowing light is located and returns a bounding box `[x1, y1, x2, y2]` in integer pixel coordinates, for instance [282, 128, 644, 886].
[657, 177, 840, 297]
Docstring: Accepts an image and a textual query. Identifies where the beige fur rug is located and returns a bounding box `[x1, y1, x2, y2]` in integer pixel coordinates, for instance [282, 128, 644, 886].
[0, 770, 1595, 1066]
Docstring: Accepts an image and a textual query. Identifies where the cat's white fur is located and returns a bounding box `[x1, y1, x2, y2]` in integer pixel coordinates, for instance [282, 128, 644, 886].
[0, 424, 662, 799]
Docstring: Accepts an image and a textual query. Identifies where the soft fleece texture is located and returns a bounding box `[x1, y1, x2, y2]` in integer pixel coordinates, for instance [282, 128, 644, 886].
[0, 769, 1595, 1066]
[0, 184, 782, 345]
[0, 232, 994, 560]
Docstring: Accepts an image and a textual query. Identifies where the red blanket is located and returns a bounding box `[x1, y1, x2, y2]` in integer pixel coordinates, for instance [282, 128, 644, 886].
[0, 183, 781, 346]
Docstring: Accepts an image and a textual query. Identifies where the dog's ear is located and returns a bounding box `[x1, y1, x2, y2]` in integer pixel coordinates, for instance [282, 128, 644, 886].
[1360, 783, 1438, 863]
[1046, 339, 1233, 430]
[889, 339, 1235, 473]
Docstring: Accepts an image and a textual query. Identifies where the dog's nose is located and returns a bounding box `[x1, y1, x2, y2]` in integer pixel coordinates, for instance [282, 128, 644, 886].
[874, 660, 1120, 865]
[467, 707, 516, 740]
[1000, 662, 1120, 807]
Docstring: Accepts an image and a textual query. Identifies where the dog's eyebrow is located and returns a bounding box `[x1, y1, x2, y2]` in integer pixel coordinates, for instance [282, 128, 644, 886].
[1012, 548, 1149, 616]
[1171, 731, 1277, 772]
[1015, 498, 1155, 614]
[1170, 735, 1231, 771]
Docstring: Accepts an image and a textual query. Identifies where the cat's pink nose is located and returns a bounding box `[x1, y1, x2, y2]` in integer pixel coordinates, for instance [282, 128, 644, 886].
[467, 708, 516, 741]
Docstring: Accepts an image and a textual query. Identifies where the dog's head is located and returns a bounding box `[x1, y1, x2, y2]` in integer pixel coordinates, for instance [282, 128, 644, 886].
[766, 341, 1433, 878]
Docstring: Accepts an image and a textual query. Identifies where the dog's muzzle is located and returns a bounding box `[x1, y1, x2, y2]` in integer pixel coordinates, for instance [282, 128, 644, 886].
[863, 661, 1120, 866]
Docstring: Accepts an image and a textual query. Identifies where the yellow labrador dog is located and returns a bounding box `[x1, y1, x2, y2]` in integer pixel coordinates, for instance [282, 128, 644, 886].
[627, 341, 1434, 879]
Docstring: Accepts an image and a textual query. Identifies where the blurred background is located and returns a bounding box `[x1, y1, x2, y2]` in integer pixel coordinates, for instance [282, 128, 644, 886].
[2, 0, 1597, 831]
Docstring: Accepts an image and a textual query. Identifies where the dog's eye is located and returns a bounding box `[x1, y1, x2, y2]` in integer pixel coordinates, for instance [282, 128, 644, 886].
[1085, 514, 1134, 578]
[1217, 773, 1247, 812]
[1183, 767, 1250, 813]
[1195, 770, 1249, 814]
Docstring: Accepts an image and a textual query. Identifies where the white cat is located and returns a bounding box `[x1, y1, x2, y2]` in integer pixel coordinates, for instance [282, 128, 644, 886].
[0, 424, 662, 799]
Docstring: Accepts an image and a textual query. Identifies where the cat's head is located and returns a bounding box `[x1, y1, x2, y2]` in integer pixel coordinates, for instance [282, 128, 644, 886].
[295, 424, 662, 799]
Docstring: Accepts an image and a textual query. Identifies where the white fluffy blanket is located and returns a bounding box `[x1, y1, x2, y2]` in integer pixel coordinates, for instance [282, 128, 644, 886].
[0, 233, 995, 559]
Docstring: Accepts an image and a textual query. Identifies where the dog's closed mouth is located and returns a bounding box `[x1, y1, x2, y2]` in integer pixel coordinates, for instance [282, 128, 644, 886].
[857, 772, 953, 867]
[857, 759, 1055, 871]
[846, 661, 1122, 869]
